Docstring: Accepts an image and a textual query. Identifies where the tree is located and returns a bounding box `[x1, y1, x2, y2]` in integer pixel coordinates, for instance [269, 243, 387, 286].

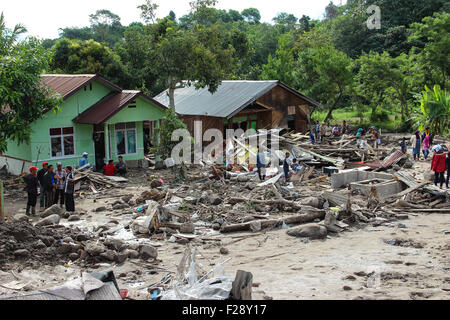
[261, 34, 296, 87]
[151, 108, 187, 159]
[299, 15, 311, 32]
[89, 9, 123, 45]
[410, 12, 450, 90]
[242, 8, 261, 24]
[414, 85, 449, 135]
[325, 1, 340, 20]
[0, 13, 61, 153]
[149, 20, 234, 109]
[273, 12, 298, 26]
[50, 38, 130, 88]
[138, 0, 159, 24]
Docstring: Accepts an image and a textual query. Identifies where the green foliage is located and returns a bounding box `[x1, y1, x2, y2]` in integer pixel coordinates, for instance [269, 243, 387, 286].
[0, 13, 61, 153]
[413, 85, 450, 136]
[151, 108, 188, 159]
[241, 8, 261, 24]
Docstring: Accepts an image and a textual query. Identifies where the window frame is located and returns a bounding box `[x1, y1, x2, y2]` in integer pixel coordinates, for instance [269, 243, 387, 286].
[115, 122, 137, 156]
[49, 126, 76, 159]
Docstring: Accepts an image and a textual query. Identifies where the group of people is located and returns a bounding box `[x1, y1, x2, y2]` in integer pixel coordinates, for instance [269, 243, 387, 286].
[256, 149, 302, 183]
[24, 162, 75, 216]
[430, 144, 449, 189]
[406, 127, 434, 161]
[78, 152, 128, 176]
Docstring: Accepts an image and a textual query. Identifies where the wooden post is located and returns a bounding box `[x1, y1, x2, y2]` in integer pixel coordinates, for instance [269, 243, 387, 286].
[104, 123, 110, 161]
[0, 180, 4, 222]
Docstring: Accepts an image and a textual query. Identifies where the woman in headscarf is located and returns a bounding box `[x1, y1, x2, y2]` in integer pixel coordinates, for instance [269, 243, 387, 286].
[409, 130, 421, 161]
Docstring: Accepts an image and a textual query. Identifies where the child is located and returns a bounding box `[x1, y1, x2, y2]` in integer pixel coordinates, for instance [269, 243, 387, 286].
[283, 152, 291, 183]
[291, 158, 300, 171]
[400, 137, 407, 154]
[422, 135, 430, 159]
[431, 146, 446, 189]
[103, 160, 118, 176]
[332, 126, 339, 137]
[24, 166, 39, 216]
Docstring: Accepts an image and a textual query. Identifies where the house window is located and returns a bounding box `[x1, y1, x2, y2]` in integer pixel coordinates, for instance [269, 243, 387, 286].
[50, 127, 75, 158]
[115, 122, 137, 155]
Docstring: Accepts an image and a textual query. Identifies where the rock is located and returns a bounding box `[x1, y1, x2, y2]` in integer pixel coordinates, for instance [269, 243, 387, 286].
[392, 164, 401, 171]
[68, 215, 81, 221]
[35, 214, 61, 227]
[208, 195, 222, 205]
[104, 238, 126, 251]
[343, 286, 352, 291]
[40, 204, 64, 218]
[59, 242, 74, 254]
[125, 249, 140, 259]
[62, 212, 71, 219]
[121, 195, 133, 203]
[249, 221, 262, 232]
[76, 234, 89, 242]
[14, 249, 29, 257]
[63, 236, 74, 243]
[402, 159, 413, 169]
[113, 203, 128, 210]
[13, 214, 29, 222]
[85, 243, 106, 256]
[39, 235, 54, 247]
[343, 275, 357, 281]
[150, 179, 162, 189]
[301, 197, 322, 208]
[286, 223, 327, 240]
[69, 253, 79, 261]
[131, 216, 150, 234]
[176, 238, 189, 244]
[180, 222, 195, 234]
[220, 247, 229, 255]
[115, 252, 128, 263]
[237, 175, 250, 182]
[95, 206, 107, 212]
[100, 250, 116, 261]
[212, 223, 221, 231]
[140, 244, 158, 260]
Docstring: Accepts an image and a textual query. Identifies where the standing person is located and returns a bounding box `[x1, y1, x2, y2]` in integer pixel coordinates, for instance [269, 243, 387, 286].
[422, 127, 434, 146]
[332, 125, 339, 137]
[422, 135, 431, 160]
[43, 164, 55, 208]
[79, 152, 90, 171]
[103, 160, 118, 176]
[320, 123, 326, 143]
[431, 146, 446, 189]
[314, 121, 321, 143]
[256, 148, 266, 181]
[283, 152, 291, 183]
[115, 156, 127, 176]
[341, 120, 349, 135]
[64, 166, 75, 212]
[325, 123, 332, 138]
[53, 162, 66, 208]
[410, 131, 421, 161]
[309, 131, 316, 144]
[24, 166, 39, 216]
[370, 126, 381, 148]
[446, 150, 450, 189]
[36, 162, 48, 211]
[400, 137, 407, 154]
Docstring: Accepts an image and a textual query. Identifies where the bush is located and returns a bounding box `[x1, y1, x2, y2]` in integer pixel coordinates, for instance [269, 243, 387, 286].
[370, 109, 390, 122]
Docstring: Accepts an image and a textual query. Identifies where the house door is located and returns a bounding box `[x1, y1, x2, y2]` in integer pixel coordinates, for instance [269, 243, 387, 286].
[93, 132, 105, 172]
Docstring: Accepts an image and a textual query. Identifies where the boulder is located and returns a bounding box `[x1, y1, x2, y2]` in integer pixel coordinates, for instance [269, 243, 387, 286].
[35, 214, 61, 227]
[131, 216, 150, 234]
[104, 238, 126, 251]
[34, 240, 47, 249]
[249, 221, 262, 232]
[184, 197, 197, 204]
[68, 215, 81, 222]
[85, 243, 106, 256]
[115, 252, 128, 263]
[125, 249, 140, 259]
[180, 222, 195, 234]
[237, 175, 250, 182]
[100, 250, 117, 262]
[220, 247, 229, 255]
[76, 234, 89, 242]
[287, 223, 327, 240]
[40, 204, 63, 218]
[140, 244, 158, 260]
[113, 203, 128, 210]
[95, 206, 107, 212]
[69, 253, 79, 261]
[122, 195, 133, 203]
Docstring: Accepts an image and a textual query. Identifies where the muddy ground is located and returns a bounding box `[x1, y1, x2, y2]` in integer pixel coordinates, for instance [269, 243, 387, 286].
[1, 142, 449, 300]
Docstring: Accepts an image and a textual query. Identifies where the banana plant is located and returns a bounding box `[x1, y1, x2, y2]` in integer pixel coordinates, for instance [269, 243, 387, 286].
[413, 85, 450, 136]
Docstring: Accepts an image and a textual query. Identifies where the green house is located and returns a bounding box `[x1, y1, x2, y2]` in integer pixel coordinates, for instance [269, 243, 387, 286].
[0, 74, 167, 174]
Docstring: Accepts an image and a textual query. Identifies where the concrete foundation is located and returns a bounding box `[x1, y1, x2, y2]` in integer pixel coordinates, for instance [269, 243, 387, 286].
[331, 170, 395, 189]
[350, 178, 405, 199]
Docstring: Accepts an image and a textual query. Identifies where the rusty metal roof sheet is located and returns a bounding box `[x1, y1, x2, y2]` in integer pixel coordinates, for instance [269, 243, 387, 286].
[73, 90, 166, 125]
[41, 74, 121, 99]
[381, 150, 405, 168]
[153, 80, 323, 119]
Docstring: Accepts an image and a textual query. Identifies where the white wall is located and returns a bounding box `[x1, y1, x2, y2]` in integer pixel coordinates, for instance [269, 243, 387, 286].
[0, 156, 32, 176]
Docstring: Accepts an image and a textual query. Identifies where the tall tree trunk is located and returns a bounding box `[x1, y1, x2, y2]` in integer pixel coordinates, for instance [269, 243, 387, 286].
[323, 90, 343, 123]
[168, 76, 176, 110]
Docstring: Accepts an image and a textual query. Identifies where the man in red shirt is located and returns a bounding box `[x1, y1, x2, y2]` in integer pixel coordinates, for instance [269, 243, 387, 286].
[431, 146, 446, 189]
[103, 160, 118, 176]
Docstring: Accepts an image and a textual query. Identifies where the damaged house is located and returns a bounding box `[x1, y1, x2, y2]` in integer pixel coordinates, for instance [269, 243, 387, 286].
[154, 80, 322, 136]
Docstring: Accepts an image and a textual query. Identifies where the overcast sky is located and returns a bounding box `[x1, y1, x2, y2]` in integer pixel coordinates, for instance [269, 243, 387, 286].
[1, 0, 345, 39]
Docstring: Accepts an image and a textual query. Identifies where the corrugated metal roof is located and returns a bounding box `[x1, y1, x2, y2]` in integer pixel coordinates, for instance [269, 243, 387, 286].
[154, 80, 322, 119]
[41, 74, 122, 99]
[73, 90, 167, 125]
